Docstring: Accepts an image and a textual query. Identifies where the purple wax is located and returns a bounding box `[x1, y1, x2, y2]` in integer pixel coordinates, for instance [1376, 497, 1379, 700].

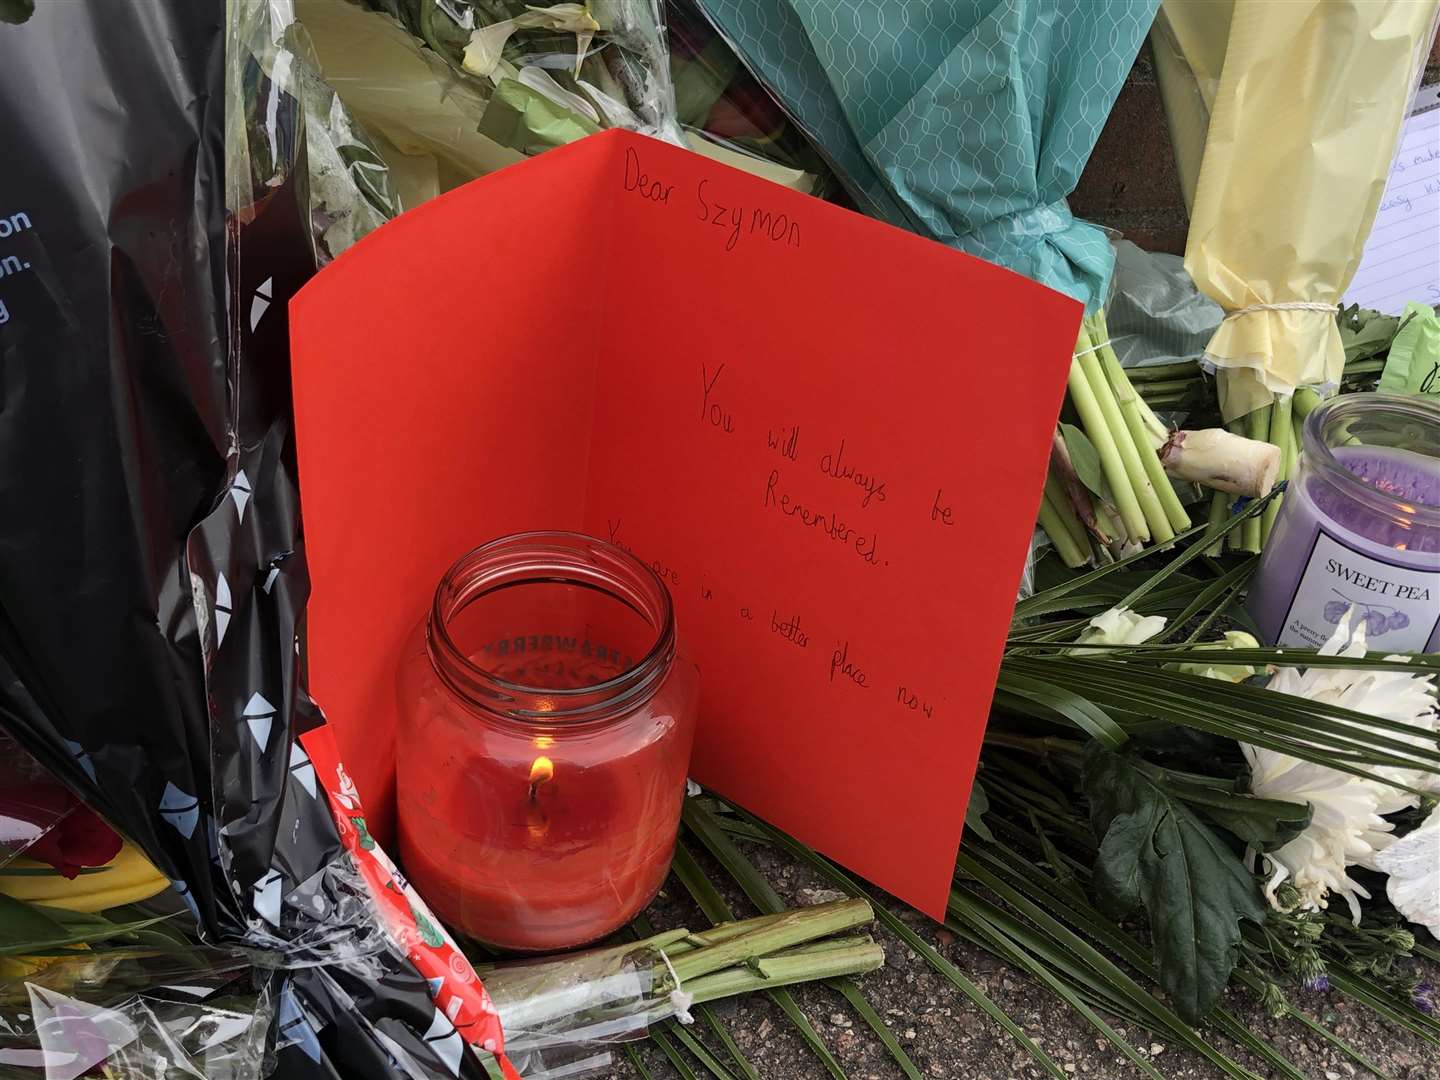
[1249, 445, 1440, 651]
[1315, 447, 1440, 552]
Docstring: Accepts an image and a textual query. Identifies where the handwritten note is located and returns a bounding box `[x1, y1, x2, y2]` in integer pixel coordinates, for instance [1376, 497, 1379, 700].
[290, 131, 1081, 918]
[1346, 84, 1440, 313]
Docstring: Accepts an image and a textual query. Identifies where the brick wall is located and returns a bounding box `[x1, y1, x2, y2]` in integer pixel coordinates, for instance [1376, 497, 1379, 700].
[1069, 33, 1440, 255]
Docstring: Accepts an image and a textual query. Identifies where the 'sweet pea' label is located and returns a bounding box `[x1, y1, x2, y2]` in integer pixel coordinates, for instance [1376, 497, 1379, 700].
[1280, 530, 1440, 650]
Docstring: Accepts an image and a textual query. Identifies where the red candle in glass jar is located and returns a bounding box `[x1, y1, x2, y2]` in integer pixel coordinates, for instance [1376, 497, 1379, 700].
[397, 532, 698, 952]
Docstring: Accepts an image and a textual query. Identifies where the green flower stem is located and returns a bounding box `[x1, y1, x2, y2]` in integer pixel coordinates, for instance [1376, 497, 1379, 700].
[1343, 359, 1386, 376]
[1070, 324, 1149, 542]
[1134, 393, 1171, 447]
[1132, 378, 1194, 397]
[1239, 405, 1271, 553]
[1044, 471, 1091, 553]
[1204, 491, 1230, 557]
[1081, 316, 1172, 543]
[1051, 434, 1109, 541]
[1293, 387, 1323, 419]
[684, 939, 885, 1005]
[1261, 396, 1295, 544]
[1126, 360, 1201, 383]
[661, 914, 790, 957]
[489, 903, 876, 1037]
[666, 899, 874, 985]
[1095, 334, 1191, 536]
[1039, 492, 1091, 568]
[1091, 497, 1123, 547]
[1136, 394, 1188, 410]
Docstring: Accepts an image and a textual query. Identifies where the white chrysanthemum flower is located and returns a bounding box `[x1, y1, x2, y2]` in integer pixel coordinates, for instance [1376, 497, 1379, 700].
[1243, 745, 1391, 922]
[1267, 612, 1439, 806]
[1374, 804, 1440, 941]
[1071, 607, 1167, 652]
[1245, 610, 1439, 924]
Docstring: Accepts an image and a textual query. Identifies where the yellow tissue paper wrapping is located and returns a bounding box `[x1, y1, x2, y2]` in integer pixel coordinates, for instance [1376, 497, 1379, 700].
[1163, 0, 1439, 421]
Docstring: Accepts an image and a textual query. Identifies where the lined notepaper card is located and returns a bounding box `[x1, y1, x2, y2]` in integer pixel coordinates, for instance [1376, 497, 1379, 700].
[1346, 85, 1440, 314]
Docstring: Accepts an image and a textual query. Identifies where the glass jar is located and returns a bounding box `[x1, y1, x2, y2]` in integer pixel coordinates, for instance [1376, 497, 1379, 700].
[1248, 394, 1440, 651]
[396, 532, 698, 952]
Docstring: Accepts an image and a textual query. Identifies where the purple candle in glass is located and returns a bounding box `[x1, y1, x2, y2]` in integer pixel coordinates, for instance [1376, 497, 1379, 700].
[1248, 394, 1440, 651]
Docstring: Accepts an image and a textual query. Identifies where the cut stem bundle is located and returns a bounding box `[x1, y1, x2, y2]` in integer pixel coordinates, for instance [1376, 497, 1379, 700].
[484, 899, 883, 1042]
[1038, 310, 1290, 568]
[1068, 326, 1149, 543]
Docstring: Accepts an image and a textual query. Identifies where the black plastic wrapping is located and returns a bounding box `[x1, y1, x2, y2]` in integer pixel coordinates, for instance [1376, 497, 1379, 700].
[0, 2, 485, 1076]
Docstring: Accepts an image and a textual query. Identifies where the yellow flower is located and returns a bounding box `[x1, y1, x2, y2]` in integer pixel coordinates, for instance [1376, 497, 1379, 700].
[0, 842, 168, 913]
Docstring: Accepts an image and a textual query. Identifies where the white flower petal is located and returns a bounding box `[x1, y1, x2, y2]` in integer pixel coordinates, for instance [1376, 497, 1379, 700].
[1373, 805, 1440, 940]
[463, 19, 519, 77]
[1072, 607, 1168, 652]
[1245, 618, 1438, 924]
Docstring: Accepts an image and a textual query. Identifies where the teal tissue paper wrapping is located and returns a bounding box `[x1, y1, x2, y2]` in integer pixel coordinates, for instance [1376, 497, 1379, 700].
[697, 0, 1159, 310]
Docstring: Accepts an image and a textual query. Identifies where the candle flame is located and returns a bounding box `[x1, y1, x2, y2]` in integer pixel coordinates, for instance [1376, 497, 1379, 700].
[526, 756, 554, 840]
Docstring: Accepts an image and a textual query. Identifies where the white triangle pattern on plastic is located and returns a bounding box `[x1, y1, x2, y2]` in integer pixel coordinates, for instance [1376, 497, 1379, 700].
[230, 469, 252, 521]
[250, 277, 273, 332]
[253, 868, 284, 927]
[288, 742, 317, 798]
[214, 571, 232, 647]
[243, 691, 275, 752]
[158, 781, 200, 839]
[422, 1008, 465, 1077]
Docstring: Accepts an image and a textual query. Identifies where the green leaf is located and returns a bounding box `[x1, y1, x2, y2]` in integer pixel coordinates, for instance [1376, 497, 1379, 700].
[695, 1003, 761, 1080]
[624, 1045, 657, 1080]
[0, 0, 34, 25]
[965, 781, 994, 843]
[1015, 498, 1270, 620]
[964, 843, 1272, 1079]
[666, 1019, 741, 1080]
[1338, 307, 1401, 364]
[1159, 775, 1311, 852]
[995, 670, 1129, 748]
[0, 894, 67, 951]
[826, 978, 923, 1080]
[770, 992, 850, 1079]
[947, 889, 1166, 1080]
[1084, 747, 1266, 1023]
[671, 840, 735, 925]
[1059, 423, 1106, 498]
[0, 896, 175, 956]
[649, 1025, 703, 1080]
[1004, 655, 1440, 784]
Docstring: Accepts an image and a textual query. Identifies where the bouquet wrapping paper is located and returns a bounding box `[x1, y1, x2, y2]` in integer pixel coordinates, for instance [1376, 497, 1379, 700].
[695, 0, 1159, 310]
[1171, 0, 1440, 420]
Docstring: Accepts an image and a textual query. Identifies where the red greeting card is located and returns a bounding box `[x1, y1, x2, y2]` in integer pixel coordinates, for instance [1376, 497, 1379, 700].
[290, 130, 1080, 918]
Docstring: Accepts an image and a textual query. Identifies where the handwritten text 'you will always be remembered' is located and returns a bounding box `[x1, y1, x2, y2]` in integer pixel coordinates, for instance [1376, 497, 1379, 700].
[702, 362, 960, 572]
